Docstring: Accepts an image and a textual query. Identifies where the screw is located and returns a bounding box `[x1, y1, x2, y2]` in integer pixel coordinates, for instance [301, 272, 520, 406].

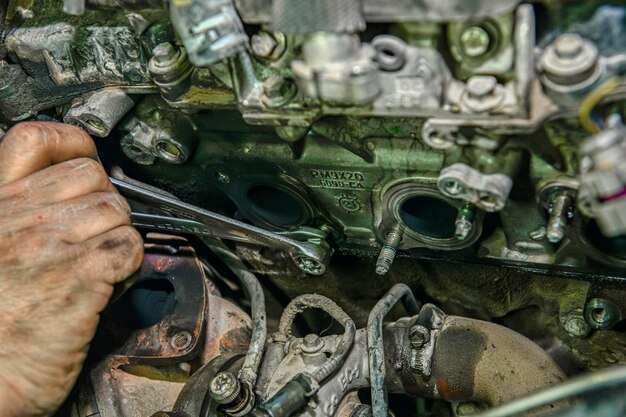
[251, 32, 277, 58]
[455, 203, 476, 240]
[460, 26, 490, 58]
[152, 42, 177, 64]
[376, 224, 403, 275]
[210, 372, 241, 405]
[294, 256, 325, 275]
[546, 192, 573, 243]
[563, 310, 591, 338]
[302, 334, 324, 354]
[467, 75, 497, 99]
[409, 324, 430, 348]
[554, 33, 583, 59]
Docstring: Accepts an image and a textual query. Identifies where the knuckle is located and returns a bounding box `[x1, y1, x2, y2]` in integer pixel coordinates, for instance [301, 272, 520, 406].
[102, 226, 144, 274]
[70, 158, 110, 189]
[122, 226, 144, 267]
[122, 226, 144, 252]
[98, 192, 131, 220]
[7, 121, 44, 137]
[4, 122, 46, 148]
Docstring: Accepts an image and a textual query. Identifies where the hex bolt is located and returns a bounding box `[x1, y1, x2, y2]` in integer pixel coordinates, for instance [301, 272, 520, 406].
[152, 43, 178, 64]
[460, 26, 490, 58]
[210, 372, 241, 405]
[554, 33, 584, 60]
[546, 192, 573, 243]
[302, 333, 325, 354]
[467, 75, 497, 99]
[262, 76, 297, 108]
[294, 256, 325, 275]
[455, 203, 476, 240]
[409, 324, 430, 348]
[251, 32, 277, 58]
[563, 310, 591, 338]
[375, 224, 403, 275]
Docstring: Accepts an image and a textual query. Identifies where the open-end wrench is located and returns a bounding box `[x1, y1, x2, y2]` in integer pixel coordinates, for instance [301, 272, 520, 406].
[111, 177, 332, 275]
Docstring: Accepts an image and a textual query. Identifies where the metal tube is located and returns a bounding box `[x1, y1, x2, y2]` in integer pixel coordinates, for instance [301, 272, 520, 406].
[277, 294, 357, 384]
[472, 366, 626, 417]
[201, 237, 267, 389]
[367, 284, 421, 417]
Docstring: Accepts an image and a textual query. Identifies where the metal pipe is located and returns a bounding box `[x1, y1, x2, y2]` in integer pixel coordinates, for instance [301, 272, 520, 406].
[367, 284, 421, 417]
[424, 316, 566, 408]
[277, 294, 357, 384]
[201, 237, 267, 389]
[472, 365, 626, 417]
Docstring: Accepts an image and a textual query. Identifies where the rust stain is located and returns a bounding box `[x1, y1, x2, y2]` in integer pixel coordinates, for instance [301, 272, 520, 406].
[153, 257, 173, 272]
[437, 378, 465, 401]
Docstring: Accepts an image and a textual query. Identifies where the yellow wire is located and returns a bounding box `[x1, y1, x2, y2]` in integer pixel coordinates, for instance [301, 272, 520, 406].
[578, 76, 623, 135]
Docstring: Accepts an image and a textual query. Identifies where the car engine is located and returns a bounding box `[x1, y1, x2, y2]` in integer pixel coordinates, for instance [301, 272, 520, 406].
[1, 0, 626, 416]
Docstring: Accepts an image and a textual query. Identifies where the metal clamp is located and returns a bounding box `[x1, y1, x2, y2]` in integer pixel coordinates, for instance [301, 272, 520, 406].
[437, 163, 513, 212]
[112, 178, 332, 275]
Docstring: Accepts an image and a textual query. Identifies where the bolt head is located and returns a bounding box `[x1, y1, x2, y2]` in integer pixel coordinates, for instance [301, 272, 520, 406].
[409, 325, 430, 348]
[302, 334, 325, 353]
[263, 76, 286, 98]
[251, 32, 277, 58]
[152, 43, 177, 64]
[563, 311, 591, 338]
[210, 372, 241, 404]
[460, 26, 490, 58]
[466, 75, 497, 99]
[455, 219, 473, 240]
[554, 33, 584, 59]
[294, 256, 325, 275]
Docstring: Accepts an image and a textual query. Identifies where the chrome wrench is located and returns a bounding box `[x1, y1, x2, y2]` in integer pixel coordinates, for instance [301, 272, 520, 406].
[111, 177, 332, 275]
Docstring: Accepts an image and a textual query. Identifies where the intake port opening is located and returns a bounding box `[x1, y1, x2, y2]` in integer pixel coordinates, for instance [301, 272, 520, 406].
[585, 220, 626, 259]
[399, 196, 458, 239]
[246, 184, 308, 228]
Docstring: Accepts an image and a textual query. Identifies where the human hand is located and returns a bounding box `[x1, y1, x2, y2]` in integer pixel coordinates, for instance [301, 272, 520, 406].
[0, 122, 144, 417]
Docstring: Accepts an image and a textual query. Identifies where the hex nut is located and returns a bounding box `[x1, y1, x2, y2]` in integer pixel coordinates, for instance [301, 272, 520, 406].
[409, 324, 430, 348]
[302, 334, 325, 354]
